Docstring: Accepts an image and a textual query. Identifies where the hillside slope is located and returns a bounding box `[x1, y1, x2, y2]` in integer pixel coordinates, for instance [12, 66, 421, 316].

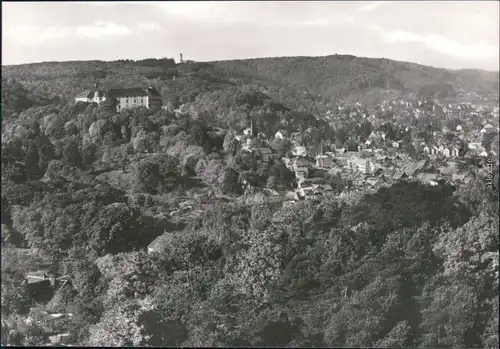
[2, 54, 498, 113]
[212, 55, 499, 103]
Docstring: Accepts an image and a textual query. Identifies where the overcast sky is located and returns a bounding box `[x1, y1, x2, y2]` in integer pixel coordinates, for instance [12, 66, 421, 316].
[2, 1, 499, 71]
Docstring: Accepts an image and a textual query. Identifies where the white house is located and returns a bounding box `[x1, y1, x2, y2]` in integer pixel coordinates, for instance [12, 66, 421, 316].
[468, 142, 482, 150]
[451, 147, 460, 157]
[75, 83, 161, 112]
[274, 131, 285, 139]
[293, 157, 310, 179]
[392, 141, 399, 148]
[442, 148, 451, 157]
[347, 157, 375, 175]
[423, 146, 430, 154]
[315, 155, 333, 168]
[293, 146, 307, 157]
[456, 125, 463, 132]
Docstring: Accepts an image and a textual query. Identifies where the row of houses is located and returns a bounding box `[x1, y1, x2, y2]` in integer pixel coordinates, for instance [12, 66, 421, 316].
[423, 145, 460, 157]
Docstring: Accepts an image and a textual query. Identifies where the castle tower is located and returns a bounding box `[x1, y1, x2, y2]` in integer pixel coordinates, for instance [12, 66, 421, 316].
[94, 82, 100, 101]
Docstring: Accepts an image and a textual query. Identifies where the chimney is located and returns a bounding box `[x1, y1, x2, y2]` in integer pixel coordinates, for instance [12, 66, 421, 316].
[180, 53, 183, 63]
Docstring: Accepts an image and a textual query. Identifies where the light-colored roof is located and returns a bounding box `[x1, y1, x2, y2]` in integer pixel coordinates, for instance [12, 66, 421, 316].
[75, 90, 93, 99]
[148, 232, 177, 252]
[259, 147, 273, 155]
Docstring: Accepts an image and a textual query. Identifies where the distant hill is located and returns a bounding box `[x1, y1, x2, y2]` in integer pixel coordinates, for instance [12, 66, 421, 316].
[212, 55, 499, 104]
[2, 54, 498, 117]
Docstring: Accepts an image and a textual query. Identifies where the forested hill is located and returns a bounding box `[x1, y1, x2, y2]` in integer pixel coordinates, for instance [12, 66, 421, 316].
[212, 55, 499, 103]
[2, 54, 499, 117]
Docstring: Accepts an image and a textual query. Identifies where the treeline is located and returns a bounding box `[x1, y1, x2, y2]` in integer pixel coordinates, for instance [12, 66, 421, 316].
[3, 54, 498, 113]
[212, 55, 499, 102]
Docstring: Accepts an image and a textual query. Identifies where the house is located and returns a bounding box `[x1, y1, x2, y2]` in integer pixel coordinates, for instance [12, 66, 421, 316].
[423, 146, 430, 154]
[256, 147, 273, 162]
[417, 173, 439, 186]
[75, 83, 161, 112]
[440, 165, 456, 179]
[315, 154, 333, 168]
[21, 273, 71, 303]
[148, 231, 178, 254]
[317, 183, 334, 196]
[452, 173, 466, 183]
[297, 185, 314, 199]
[347, 157, 375, 175]
[22, 276, 54, 303]
[74, 83, 106, 103]
[293, 156, 310, 179]
[111, 87, 161, 112]
[293, 146, 307, 157]
[442, 148, 451, 157]
[365, 176, 380, 187]
[456, 125, 463, 132]
[401, 163, 418, 179]
[392, 141, 400, 148]
[282, 157, 294, 171]
[392, 169, 408, 181]
[468, 142, 482, 150]
[48, 333, 71, 345]
[484, 124, 494, 130]
[451, 147, 460, 157]
[274, 130, 288, 139]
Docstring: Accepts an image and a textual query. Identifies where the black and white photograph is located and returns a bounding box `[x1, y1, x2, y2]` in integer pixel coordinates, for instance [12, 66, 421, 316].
[1, 1, 499, 347]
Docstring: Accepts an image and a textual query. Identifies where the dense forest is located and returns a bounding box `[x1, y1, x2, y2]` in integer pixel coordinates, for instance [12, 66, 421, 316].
[1, 55, 499, 347]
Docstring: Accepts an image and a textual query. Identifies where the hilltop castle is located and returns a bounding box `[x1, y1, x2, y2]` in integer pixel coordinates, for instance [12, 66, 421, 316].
[74, 82, 161, 112]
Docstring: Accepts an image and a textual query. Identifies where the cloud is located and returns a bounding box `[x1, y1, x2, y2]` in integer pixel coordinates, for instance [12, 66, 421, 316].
[77, 21, 132, 39]
[300, 18, 331, 27]
[136, 22, 162, 31]
[381, 30, 497, 60]
[3, 25, 73, 46]
[3, 21, 133, 46]
[153, 2, 230, 21]
[299, 14, 354, 27]
[356, 1, 389, 12]
[367, 24, 383, 33]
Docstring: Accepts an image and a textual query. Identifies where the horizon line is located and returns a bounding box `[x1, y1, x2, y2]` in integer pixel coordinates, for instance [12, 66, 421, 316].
[2, 53, 499, 73]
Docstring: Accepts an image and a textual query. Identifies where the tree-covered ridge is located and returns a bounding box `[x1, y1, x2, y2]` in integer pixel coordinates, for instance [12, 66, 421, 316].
[3, 54, 499, 111]
[213, 55, 499, 101]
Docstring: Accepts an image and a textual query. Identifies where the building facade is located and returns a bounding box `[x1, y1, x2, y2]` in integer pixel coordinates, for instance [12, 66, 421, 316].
[75, 84, 161, 112]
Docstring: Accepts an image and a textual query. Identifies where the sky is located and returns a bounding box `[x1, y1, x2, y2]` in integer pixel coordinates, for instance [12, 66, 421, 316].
[2, 1, 499, 71]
